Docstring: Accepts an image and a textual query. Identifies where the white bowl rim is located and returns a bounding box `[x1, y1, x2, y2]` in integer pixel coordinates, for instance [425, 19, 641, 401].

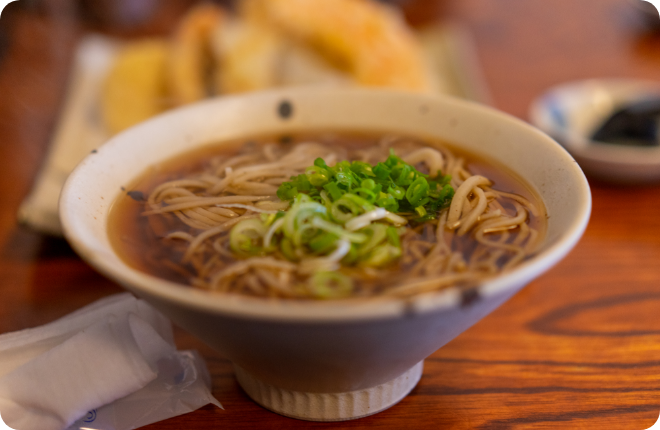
[60, 87, 591, 323]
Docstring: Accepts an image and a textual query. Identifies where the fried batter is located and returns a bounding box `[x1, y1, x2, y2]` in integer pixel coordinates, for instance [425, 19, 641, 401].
[100, 0, 435, 135]
[213, 18, 284, 93]
[101, 39, 169, 135]
[167, 3, 226, 105]
[214, 17, 352, 93]
[240, 0, 435, 92]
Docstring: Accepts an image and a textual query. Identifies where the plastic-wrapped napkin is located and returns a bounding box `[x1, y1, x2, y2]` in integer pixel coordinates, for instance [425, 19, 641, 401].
[0, 293, 221, 430]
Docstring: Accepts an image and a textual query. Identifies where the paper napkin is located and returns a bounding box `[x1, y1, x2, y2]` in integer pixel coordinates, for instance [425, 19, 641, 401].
[0, 293, 221, 430]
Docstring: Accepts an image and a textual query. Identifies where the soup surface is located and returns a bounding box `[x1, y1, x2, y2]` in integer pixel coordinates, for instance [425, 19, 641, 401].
[109, 131, 547, 299]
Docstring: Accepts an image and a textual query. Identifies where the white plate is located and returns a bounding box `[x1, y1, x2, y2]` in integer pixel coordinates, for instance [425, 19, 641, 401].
[529, 78, 660, 184]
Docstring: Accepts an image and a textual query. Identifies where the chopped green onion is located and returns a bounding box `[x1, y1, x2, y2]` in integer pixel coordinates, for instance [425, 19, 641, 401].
[361, 178, 376, 190]
[230, 218, 267, 256]
[352, 187, 377, 203]
[341, 243, 359, 265]
[331, 198, 361, 223]
[340, 193, 374, 212]
[392, 163, 414, 186]
[280, 237, 297, 261]
[415, 206, 427, 217]
[387, 184, 406, 200]
[293, 223, 321, 248]
[349, 161, 375, 178]
[311, 217, 367, 243]
[260, 211, 285, 227]
[276, 149, 454, 223]
[282, 200, 326, 238]
[361, 244, 401, 267]
[345, 208, 389, 231]
[308, 272, 353, 299]
[373, 162, 391, 180]
[385, 148, 404, 167]
[319, 190, 332, 206]
[239, 148, 459, 289]
[305, 165, 331, 187]
[386, 226, 401, 247]
[375, 193, 399, 212]
[276, 182, 298, 201]
[323, 182, 343, 201]
[406, 176, 429, 206]
[357, 223, 388, 256]
[263, 217, 285, 248]
[309, 232, 340, 254]
[314, 157, 330, 169]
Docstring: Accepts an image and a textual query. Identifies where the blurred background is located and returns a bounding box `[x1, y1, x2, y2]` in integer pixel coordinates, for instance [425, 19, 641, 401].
[1, 0, 660, 428]
[2, 0, 660, 367]
[1, 0, 660, 374]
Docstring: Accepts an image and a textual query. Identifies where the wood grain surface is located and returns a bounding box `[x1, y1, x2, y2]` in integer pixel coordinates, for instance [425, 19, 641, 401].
[1, 0, 660, 428]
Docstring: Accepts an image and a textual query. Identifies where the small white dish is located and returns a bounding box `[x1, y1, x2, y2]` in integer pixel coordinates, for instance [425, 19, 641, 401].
[529, 78, 660, 183]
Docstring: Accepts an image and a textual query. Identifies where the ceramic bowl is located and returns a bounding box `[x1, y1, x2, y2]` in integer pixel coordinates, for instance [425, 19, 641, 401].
[529, 78, 660, 183]
[60, 88, 591, 421]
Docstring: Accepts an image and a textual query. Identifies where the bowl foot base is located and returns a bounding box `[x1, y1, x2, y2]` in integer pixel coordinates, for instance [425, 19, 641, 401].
[234, 360, 424, 421]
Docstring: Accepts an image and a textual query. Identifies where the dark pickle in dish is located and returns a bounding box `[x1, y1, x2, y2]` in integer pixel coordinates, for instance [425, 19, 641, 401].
[592, 97, 660, 147]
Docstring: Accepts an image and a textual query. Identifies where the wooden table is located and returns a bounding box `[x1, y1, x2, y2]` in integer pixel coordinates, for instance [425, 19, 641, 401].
[2, 0, 660, 428]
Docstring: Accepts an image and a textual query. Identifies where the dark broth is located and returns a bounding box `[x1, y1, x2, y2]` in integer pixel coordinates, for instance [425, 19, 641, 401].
[108, 131, 547, 293]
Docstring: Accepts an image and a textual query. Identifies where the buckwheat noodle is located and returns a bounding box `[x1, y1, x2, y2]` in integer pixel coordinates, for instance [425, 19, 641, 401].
[140, 136, 543, 298]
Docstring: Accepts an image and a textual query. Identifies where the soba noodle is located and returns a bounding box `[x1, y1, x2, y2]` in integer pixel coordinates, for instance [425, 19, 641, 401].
[109, 133, 545, 299]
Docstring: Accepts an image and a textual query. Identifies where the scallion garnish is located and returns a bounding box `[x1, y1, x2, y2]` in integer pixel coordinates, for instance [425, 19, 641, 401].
[277, 148, 454, 221]
[227, 149, 456, 298]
